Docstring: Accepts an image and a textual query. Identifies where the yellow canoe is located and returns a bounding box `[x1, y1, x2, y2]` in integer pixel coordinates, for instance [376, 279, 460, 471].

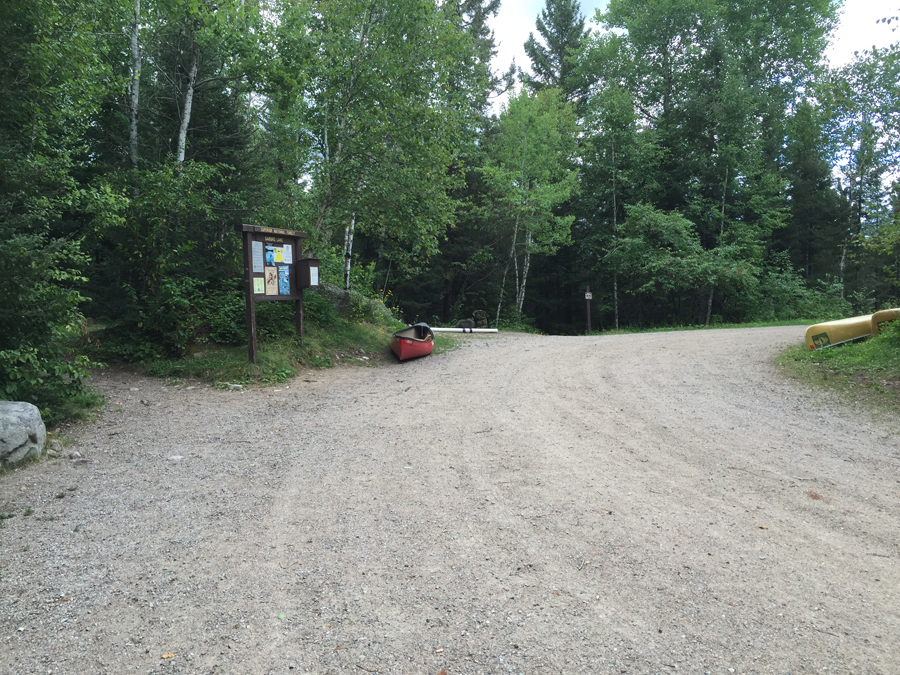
[871, 308, 900, 335]
[805, 315, 872, 350]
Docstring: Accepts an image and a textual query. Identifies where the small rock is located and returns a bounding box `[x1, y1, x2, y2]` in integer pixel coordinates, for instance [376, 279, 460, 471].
[68, 451, 82, 460]
[129, 387, 139, 391]
[228, 384, 243, 391]
[168, 455, 183, 461]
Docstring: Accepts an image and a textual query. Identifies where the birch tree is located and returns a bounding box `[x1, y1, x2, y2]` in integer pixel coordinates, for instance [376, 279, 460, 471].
[270, 0, 481, 266]
[483, 89, 578, 322]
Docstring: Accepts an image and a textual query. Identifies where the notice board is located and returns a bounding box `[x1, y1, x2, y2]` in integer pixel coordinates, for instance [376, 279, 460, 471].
[235, 224, 319, 363]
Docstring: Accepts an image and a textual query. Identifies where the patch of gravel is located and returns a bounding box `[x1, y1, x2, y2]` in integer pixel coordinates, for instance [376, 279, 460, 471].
[1, 326, 898, 674]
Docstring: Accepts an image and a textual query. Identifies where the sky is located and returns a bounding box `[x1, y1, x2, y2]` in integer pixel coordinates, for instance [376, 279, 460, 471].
[488, 0, 899, 84]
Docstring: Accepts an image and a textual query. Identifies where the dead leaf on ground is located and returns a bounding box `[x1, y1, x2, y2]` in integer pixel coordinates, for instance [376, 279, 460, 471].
[161, 652, 175, 659]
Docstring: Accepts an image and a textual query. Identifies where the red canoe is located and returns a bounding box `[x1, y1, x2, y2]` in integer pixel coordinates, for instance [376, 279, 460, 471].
[391, 323, 434, 361]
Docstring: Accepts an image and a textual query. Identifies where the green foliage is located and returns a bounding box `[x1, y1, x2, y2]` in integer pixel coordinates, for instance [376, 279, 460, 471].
[0, 0, 123, 417]
[495, 312, 542, 334]
[750, 255, 851, 321]
[605, 204, 705, 303]
[201, 291, 247, 345]
[303, 291, 339, 328]
[268, 0, 482, 264]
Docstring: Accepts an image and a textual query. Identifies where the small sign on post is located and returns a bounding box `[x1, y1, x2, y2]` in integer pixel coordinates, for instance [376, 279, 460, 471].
[236, 224, 310, 364]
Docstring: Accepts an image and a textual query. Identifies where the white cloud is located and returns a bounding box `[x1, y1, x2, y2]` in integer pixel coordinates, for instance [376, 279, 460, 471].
[825, 1, 898, 65]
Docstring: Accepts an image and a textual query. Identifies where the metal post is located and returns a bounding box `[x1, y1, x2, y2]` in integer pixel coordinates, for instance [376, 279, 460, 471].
[585, 284, 592, 335]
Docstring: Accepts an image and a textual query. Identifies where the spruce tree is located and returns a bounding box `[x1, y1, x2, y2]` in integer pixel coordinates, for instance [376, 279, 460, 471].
[523, 0, 586, 102]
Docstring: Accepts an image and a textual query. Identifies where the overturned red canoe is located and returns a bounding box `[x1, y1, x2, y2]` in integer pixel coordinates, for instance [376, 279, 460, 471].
[391, 323, 434, 361]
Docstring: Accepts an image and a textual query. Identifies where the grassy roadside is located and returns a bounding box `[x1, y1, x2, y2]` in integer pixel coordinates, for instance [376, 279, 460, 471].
[55, 315, 883, 425]
[776, 322, 900, 420]
[103, 315, 461, 390]
[90, 317, 837, 392]
[591, 318, 819, 335]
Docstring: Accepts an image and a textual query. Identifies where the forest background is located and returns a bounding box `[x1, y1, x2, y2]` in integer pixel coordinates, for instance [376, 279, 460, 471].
[1, 0, 899, 414]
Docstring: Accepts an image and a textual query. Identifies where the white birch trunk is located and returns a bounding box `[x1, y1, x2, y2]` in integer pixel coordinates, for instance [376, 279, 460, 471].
[839, 242, 847, 299]
[176, 40, 199, 164]
[129, 0, 141, 176]
[343, 214, 355, 290]
[707, 166, 729, 325]
[516, 230, 532, 312]
[495, 212, 520, 325]
[613, 274, 619, 330]
[612, 138, 618, 330]
[312, 18, 372, 237]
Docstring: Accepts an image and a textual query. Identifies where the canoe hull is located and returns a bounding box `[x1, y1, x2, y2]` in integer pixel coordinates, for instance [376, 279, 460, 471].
[872, 308, 900, 335]
[805, 315, 872, 350]
[391, 323, 434, 361]
[391, 336, 434, 361]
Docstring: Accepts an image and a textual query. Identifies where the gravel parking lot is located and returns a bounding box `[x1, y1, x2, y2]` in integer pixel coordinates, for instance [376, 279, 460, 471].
[1, 326, 898, 674]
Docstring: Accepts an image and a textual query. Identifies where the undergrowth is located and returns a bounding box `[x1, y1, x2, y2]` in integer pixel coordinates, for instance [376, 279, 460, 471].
[101, 287, 461, 388]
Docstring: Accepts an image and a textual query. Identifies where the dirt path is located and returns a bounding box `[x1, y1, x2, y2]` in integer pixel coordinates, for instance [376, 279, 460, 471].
[2, 326, 898, 675]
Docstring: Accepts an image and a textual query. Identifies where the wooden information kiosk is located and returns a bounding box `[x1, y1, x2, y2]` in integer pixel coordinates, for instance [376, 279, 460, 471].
[236, 224, 319, 363]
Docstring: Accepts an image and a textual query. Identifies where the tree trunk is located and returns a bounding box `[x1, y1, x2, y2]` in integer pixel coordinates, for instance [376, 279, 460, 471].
[343, 214, 355, 290]
[495, 211, 520, 325]
[613, 274, 619, 330]
[176, 39, 199, 164]
[381, 258, 392, 302]
[839, 242, 847, 299]
[129, 0, 141, 183]
[707, 166, 729, 325]
[612, 138, 618, 330]
[516, 230, 532, 312]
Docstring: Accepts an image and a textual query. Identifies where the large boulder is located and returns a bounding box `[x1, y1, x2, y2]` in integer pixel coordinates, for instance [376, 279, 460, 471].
[0, 402, 47, 467]
[316, 282, 352, 315]
[314, 283, 393, 322]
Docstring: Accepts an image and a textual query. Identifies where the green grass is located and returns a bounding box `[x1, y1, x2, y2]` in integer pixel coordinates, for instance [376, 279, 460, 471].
[777, 322, 900, 420]
[432, 333, 460, 354]
[41, 388, 105, 427]
[144, 316, 406, 386]
[141, 310, 468, 387]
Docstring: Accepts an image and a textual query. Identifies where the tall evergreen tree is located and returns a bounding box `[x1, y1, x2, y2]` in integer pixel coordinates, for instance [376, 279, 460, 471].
[523, 0, 587, 102]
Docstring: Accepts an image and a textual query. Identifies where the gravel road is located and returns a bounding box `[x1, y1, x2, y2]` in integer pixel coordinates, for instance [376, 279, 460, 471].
[1, 326, 898, 675]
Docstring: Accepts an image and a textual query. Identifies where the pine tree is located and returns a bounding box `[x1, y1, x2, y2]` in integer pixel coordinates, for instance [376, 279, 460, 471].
[522, 0, 586, 103]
